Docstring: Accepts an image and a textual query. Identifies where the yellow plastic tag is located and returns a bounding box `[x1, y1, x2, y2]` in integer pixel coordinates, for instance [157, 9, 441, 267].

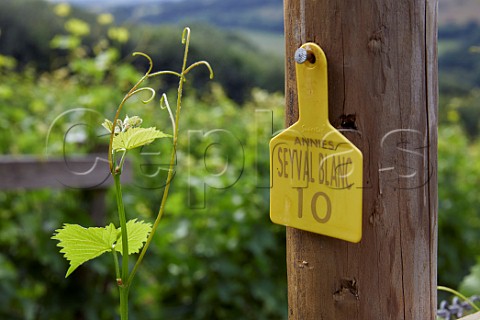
[270, 43, 363, 243]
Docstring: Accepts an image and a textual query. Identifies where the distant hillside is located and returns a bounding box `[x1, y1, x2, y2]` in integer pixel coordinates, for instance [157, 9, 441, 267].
[110, 0, 284, 33]
[0, 0, 285, 101]
[439, 0, 480, 26]
[0, 0, 104, 69]
[52, 0, 480, 30]
[106, 0, 480, 31]
[47, 0, 180, 12]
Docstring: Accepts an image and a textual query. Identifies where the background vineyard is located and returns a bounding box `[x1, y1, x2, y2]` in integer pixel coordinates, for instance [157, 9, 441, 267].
[0, 0, 480, 318]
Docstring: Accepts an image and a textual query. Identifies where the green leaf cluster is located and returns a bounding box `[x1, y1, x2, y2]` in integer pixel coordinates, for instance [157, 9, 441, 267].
[52, 219, 152, 278]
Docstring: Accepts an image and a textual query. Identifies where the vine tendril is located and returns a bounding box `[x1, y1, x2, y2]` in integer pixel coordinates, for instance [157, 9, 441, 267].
[130, 87, 156, 104]
[160, 93, 175, 133]
[184, 61, 214, 79]
[147, 70, 181, 78]
[182, 27, 190, 45]
[132, 52, 153, 75]
[108, 28, 215, 173]
[108, 52, 154, 172]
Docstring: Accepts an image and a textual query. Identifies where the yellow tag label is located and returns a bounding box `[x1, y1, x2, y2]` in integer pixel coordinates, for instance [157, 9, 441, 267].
[270, 43, 363, 243]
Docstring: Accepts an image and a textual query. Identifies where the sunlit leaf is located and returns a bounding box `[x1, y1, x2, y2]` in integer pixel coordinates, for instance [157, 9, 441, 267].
[112, 127, 170, 151]
[52, 223, 118, 278]
[115, 219, 152, 255]
[102, 119, 113, 132]
[52, 219, 153, 277]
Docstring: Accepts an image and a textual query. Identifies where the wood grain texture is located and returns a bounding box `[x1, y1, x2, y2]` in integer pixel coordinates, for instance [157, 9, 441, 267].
[284, 0, 438, 319]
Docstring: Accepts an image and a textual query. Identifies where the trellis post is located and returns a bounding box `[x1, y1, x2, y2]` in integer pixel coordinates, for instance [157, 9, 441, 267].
[283, 0, 438, 319]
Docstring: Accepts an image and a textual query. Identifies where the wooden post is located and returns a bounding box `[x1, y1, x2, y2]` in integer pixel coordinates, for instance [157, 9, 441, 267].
[284, 1, 438, 319]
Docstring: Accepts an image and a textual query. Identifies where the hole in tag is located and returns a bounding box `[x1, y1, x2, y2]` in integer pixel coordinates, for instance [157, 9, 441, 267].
[306, 51, 316, 64]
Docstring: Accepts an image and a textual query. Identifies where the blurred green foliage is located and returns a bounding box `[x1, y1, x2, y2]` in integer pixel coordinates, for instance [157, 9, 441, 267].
[1, 0, 480, 316]
[125, 88, 287, 319]
[0, 79, 288, 319]
[0, 3, 287, 318]
[436, 20, 480, 295]
[438, 122, 480, 287]
[0, 0, 284, 103]
[0, 189, 119, 320]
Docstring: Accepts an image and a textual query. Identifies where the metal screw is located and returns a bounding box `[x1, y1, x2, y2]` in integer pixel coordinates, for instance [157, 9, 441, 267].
[294, 47, 315, 64]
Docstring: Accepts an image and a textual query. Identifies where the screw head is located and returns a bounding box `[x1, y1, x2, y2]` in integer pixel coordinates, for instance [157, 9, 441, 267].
[294, 48, 308, 64]
[294, 47, 316, 64]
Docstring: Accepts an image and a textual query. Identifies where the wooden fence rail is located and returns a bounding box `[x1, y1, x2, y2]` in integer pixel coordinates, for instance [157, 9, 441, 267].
[0, 155, 132, 224]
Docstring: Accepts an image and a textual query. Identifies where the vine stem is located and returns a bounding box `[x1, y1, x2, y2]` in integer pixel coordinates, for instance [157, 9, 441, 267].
[108, 27, 213, 319]
[114, 173, 130, 320]
[126, 29, 192, 287]
[120, 286, 129, 320]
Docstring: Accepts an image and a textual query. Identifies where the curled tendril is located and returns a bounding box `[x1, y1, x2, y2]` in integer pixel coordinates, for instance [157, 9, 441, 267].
[132, 52, 154, 75]
[159, 93, 175, 133]
[108, 53, 158, 171]
[184, 61, 214, 79]
[131, 87, 156, 104]
[180, 27, 191, 74]
[108, 27, 214, 173]
[182, 27, 190, 45]
[125, 26, 215, 288]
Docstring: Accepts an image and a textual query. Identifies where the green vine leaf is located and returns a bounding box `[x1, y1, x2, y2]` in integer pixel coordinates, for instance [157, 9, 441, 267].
[112, 127, 170, 151]
[115, 219, 153, 255]
[52, 219, 152, 277]
[52, 223, 118, 278]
